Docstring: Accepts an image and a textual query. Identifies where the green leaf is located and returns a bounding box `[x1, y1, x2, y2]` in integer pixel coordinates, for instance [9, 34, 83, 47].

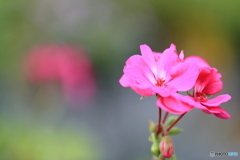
[168, 127, 183, 136]
[165, 116, 178, 127]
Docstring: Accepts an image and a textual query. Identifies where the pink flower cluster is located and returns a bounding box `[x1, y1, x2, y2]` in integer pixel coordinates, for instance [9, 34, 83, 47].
[24, 44, 96, 106]
[119, 44, 231, 119]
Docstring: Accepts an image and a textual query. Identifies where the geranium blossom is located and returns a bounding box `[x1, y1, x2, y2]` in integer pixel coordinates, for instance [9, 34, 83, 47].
[119, 44, 199, 97]
[190, 67, 231, 119]
[120, 44, 231, 117]
[157, 66, 231, 118]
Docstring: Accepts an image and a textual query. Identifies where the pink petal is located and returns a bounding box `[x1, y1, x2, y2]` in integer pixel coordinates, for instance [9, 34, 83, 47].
[130, 85, 155, 96]
[179, 50, 184, 61]
[167, 60, 199, 91]
[201, 69, 223, 94]
[153, 86, 176, 97]
[124, 55, 156, 85]
[119, 74, 132, 87]
[201, 94, 231, 106]
[202, 79, 223, 95]
[140, 45, 158, 77]
[214, 112, 231, 119]
[170, 43, 177, 50]
[202, 107, 231, 119]
[156, 44, 179, 81]
[119, 75, 155, 96]
[156, 93, 194, 114]
[184, 56, 209, 69]
[194, 68, 222, 94]
[202, 109, 212, 114]
[194, 68, 212, 92]
[166, 94, 207, 110]
[120, 55, 156, 96]
[153, 52, 162, 61]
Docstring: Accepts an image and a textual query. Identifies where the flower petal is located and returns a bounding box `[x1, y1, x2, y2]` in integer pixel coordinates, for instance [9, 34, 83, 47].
[140, 44, 158, 77]
[130, 85, 155, 96]
[153, 86, 176, 97]
[201, 69, 223, 94]
[214, 111, 231, 119]
[119, 75, 155, 96]
[119, 55, 156, 96]
[153, 52, 162, 61]
[156, 93, 194, 114]
[201, 94, 231, 106]
[167, 60, 199, 91]
[156, 44, 179, 81]
[184, 56, 209, 69]
[179, 50, 184, 61]
[202, 79, 223, 95]
[194, 68, 222, 95]
[124, 55, 156, 85]
[202, 106, 231, 119]
[119, 74, 132, 87]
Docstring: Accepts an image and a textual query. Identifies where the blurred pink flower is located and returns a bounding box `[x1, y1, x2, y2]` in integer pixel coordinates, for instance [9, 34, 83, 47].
[24, 43, 96, 106]
[119, 44, 199, 97]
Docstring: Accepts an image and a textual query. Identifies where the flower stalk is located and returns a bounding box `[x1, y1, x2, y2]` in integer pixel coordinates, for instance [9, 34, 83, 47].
[167, 112, 186, 132]
[156, 108, 162, 136]
[162, 112, 169, 124]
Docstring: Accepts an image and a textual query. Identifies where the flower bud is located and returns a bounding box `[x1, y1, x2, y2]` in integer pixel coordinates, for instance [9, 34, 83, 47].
[151, 142, 160, 157]
[159, 136, 174, 158]
[149, 120, 156, 133]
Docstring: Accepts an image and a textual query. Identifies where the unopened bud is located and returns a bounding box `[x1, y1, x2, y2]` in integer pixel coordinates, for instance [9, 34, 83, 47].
[149, 120, 156, 133]
[159, 136, 174, 158]
[151, 142, 160, 157]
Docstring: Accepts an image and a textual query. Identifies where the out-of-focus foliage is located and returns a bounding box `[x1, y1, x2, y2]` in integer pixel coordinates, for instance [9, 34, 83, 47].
[0, 0, 37, 73]
[0, 119, 100, 160]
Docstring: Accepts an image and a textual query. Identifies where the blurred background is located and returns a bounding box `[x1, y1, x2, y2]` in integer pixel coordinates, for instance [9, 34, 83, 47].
[0, 0, 239, 160]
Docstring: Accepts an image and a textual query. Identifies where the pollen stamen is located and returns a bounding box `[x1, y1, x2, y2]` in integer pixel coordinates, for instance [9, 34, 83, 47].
[195, 92, 207, 102]
[156, 78, 165, 87]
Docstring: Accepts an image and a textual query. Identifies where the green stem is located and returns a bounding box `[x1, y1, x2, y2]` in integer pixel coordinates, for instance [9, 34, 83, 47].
[162, 125, 168, 136]
[167, 112, 186, 132]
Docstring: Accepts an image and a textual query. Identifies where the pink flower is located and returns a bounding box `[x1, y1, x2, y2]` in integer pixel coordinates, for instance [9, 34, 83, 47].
[191, 67, 231, 119]
[23, 44, 96, 106]
[157, 66, 231, 118]
[119, 44, 199, 97]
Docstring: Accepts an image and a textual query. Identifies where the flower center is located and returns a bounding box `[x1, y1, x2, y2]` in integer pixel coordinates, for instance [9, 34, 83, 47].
[194, 92, 207, 102]
[156, 78, 165, 87]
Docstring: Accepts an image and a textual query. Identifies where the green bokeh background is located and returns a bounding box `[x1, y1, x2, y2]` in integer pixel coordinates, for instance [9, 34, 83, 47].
[0, 0, 239, 160]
